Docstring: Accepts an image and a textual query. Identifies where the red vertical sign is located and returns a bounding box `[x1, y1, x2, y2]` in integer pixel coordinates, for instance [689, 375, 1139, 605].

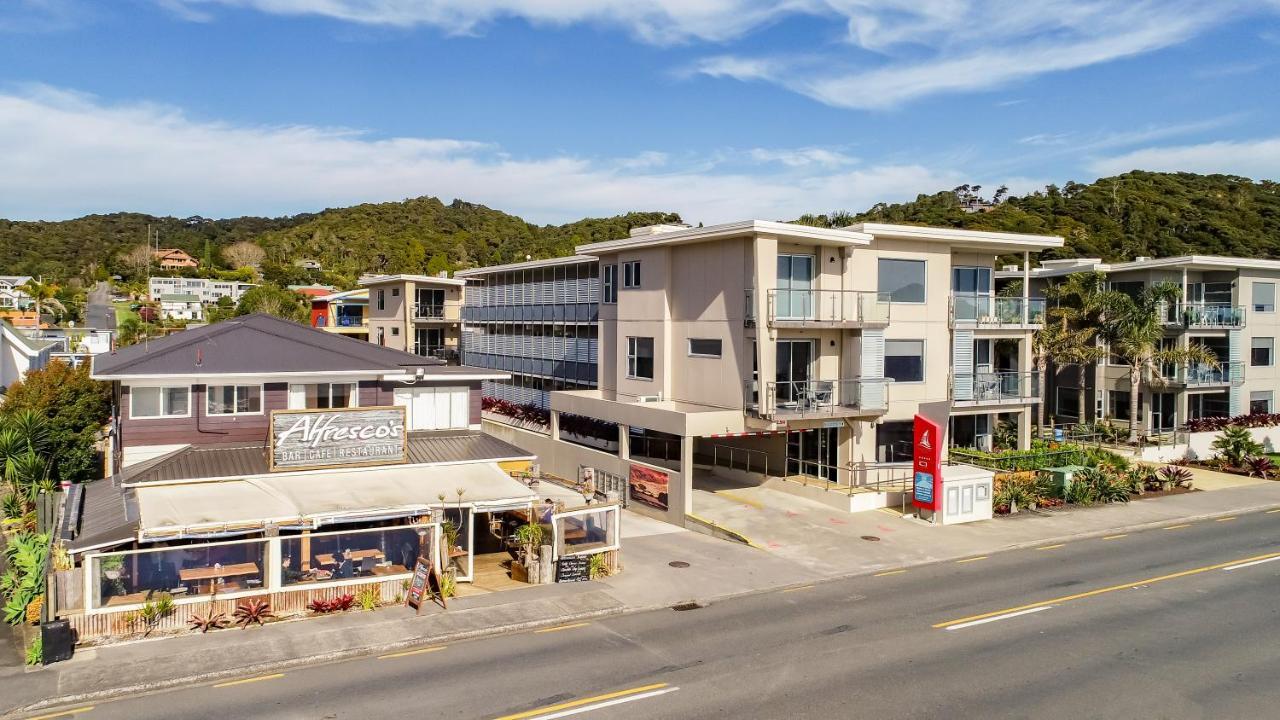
[911, 414, 943, 511]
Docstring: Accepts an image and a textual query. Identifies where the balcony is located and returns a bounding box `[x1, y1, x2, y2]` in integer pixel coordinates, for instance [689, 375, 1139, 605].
[415, 345, 458, 363]
[746, 379, 888, 420]
[760, 290, 890, 329]
[952, 371, 1037, 406]
[1166, 362, 1244, 387]
[413, 303, 459, 322]
[951, 295, 1046, 328]
[1161, 303, 1245, 330]
[334, 314, 365, 327]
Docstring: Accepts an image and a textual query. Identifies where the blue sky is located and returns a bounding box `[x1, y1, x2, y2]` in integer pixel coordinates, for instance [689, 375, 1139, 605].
[1, 0, 1278, 223]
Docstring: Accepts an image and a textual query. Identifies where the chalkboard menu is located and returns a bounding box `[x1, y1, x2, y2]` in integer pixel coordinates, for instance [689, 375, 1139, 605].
[556, 555, 590, 583]
[406, 557, 431, 612]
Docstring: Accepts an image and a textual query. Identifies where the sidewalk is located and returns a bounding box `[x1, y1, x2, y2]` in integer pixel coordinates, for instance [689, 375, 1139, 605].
[8, 484, 1280, 717]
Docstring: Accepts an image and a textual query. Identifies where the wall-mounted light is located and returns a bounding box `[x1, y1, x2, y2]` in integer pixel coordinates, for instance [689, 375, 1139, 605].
[830, 340, 836, 347]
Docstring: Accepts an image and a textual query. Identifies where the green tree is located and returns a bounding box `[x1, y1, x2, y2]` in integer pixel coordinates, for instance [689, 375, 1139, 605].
[19, 278, 66, 321]
[425, 253, 450, 277]
[1, 362, 112, 484]
[1104, 283, 1219, 443]
[1043, 271, 1110, 425]
[235, 284, 307, 323]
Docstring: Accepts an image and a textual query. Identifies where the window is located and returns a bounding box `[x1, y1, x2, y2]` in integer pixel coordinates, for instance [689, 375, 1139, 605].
[1251, 391, 1273, 415]
[603, 264, 618, 303]
[878, 259, 926, 303]
[289, 383, 357, 410]
[206, 385, 262, 415]
[884, 339, 924, 382]
[688, 338, 722, 358]
[622, 261, 641, 288]
[1254, 282, 1275, 312]
[1111, 281, 1145, 299]
[377, 289, 385, 310]
[626, 337, 654, 380]
[1252, 337, 1274, 367]
[130, 386, 189, 418]
[392, 327, 400, 336]
[1055, 386, 1081, 420]
[875, 421, 914, 463]
[391, 288, 399, 297]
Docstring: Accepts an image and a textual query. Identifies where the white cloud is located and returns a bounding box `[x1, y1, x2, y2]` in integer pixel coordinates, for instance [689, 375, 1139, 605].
[0, 86, 980, 224]
[1088, 137, 1280, 180]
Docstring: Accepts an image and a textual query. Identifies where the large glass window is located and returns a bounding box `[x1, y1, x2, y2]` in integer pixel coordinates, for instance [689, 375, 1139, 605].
[688, 338, 722, 358]
[206, 385, 262, 415]
[875, 421, 914, 463]
[91, 539, 267, 608]
[1251, 337, 1274, 367]
[878, 259, 926, 303]
[627, 337, 654, 379]
[1253, 282, 1275, 312]
[280, 524, 430, 586]
[130, 386, 190, 418]
[884, 339, 924, 382]
[554, 506, 620, 557]
[1250, 391, 1273, 415]
[952, 266, 992, 294]
[289, 383, 358, 410]
[603, 265, 618, 303]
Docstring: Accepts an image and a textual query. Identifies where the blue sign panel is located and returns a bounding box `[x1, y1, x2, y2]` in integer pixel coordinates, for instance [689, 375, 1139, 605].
[914, 471, 934, 505]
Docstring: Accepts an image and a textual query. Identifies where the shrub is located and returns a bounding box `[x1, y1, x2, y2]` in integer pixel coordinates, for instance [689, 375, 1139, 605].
[356, 586, 380, 611]
[25, 635, 41, 666]
[588, 553, 610, 579]
[233, 598, 273, 628]
[1211, 426, 1264, 467]
[307, 593, 355, 614]
[481, 397, 551, 427]
[189, 611, 229, 633]
[1158, 465, 1194, 489]
[1184, 411, 1280, 433]
[1245, 455, 1275, 479]
[2, 531, 48, 625]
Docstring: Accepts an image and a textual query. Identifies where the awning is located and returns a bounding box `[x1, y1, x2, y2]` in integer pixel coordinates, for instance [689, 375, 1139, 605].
[133, 462, 537, 540]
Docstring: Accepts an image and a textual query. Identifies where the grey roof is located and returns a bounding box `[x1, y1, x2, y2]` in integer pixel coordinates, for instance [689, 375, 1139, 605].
[120, 431, 534, 484]
[65, 476, 140, 553]
[2, 320, 54, 355]
[91, 313, 489, 378]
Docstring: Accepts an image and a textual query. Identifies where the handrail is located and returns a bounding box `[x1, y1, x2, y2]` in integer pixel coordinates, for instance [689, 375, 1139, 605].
[764, 289, 889, 324]
[709, 444, 770, 477]
[748, 378, 888, 418]
[1161, 302, 1245, 329]
[950, 294, 1046, 325]
[952, 370, 1037, 401]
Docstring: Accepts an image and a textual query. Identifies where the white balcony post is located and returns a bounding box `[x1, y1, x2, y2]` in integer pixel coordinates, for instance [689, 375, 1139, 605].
[1022, 251, 1030, 325]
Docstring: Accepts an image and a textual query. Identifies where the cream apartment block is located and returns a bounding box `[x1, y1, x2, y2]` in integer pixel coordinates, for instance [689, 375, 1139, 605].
[361, 274, 464, 363]
[1001, 256, 1280, 432]
[476, 221, 1062, 526]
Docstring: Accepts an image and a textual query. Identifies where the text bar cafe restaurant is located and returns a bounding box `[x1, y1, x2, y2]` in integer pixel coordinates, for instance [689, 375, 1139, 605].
[62, 407, 620, 639]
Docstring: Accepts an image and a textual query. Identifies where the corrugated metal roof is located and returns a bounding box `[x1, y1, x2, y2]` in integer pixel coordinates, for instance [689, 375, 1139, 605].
[121, 431, 533, 484]
[66, 477, 140, 553]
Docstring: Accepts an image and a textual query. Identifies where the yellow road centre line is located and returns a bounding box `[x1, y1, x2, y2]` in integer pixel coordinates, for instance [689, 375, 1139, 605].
[1037, 544, 1066, 550]
[1164, 524, 1192, 530]
[782, 585, 814, 593]
[1216, 517, 1238, 522]
[213, 673, 284, 688]
[1102, 534, 1128, 540]
[715, 491, 764, 509]
[933, 550, 1280, 629]
[25, 708, 94, 720]
[874, 569, 907, 577]
[493, 683, 670, 720]
[378, 645, 446, 659]
[956, 556, 988, 564]
[534, 622, 591, 634]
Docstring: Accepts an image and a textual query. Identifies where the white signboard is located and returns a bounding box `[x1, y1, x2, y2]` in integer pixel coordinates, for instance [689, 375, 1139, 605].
[269, 406, 407, 471]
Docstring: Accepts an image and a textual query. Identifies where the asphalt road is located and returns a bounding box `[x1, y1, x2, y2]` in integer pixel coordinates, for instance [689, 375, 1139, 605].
[29, 510, 1280, 720]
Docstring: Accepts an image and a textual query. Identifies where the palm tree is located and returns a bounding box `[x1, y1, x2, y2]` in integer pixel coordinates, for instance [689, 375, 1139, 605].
[18, 279, 66, 324]
[1044, 272, 1110, 426]
[1105, 283, 1219, 443]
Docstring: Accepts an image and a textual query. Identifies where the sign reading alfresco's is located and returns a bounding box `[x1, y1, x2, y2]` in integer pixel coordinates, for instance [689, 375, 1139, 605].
[269, 406, 408, 471]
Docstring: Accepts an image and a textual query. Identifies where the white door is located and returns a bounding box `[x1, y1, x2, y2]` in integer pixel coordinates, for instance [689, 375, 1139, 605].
[394, 386, 470, 430]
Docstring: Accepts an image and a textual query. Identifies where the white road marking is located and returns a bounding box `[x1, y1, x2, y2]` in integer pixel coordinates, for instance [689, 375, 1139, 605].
[1221, 556, 1280, 572]
[523, 687, 680, 719]
[943, 606, 1053, 631]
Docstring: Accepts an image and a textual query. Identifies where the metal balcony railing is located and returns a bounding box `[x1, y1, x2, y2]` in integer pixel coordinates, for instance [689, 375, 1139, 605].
[334, 314, 365, 327]
[953, 370, 1037, 402]
[1161, 303, 1245, 329]
[413, 303, 446, 320]
[747, 378, 888, 419]
[763, 289, 890, 326]
[950, 294, 1046, 326]
[1171, 361, 1243, 386]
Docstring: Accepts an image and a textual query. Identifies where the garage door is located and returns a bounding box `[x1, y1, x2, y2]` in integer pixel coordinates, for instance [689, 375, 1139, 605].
[393, 386, 470, 430]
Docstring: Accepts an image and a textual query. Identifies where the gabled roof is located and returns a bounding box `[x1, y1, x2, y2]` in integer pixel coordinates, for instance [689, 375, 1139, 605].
[90, 313, 484, 378]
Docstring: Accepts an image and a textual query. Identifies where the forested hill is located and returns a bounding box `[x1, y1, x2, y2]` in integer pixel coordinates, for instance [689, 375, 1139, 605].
[0, 198, 680, 283]
[798, 171, 1280, 262]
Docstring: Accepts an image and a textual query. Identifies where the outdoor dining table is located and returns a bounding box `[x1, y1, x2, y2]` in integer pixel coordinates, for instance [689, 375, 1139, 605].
[314, 549, 384, 566]
[178, 562, 260, 594]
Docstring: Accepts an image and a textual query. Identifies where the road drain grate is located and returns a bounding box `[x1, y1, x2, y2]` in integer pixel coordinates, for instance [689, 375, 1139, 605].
[861, 535, 881, 542]
[668, 560, 691, 568]
[671, 601, 704, 611]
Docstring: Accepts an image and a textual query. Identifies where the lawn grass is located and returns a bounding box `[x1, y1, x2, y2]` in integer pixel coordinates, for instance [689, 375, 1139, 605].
[113, 300, 139, 326]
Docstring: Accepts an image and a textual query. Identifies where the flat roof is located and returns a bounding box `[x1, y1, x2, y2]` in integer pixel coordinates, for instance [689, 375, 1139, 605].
[849, 223, 1065, 251]
[359, 274, 466, 287]
[995, 254, 1280, 279]
[455, 254, 598, 277]
[575, 220, 874, 255]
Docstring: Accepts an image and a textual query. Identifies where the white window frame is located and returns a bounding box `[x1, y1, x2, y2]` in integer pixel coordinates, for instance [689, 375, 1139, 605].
[1251, 336, 1274, 367]
[1253, 282, 1275, 313]
[1250, 390, 1274, 414]
[603, 264, 618, 304]
[627, 336, 654, 380]
[622, 261, 641, 289]
[289, 382, 359, 410]
[205, 384, 264, 416]
[129, 385, 192, 419]
[687, 338, 722, 358]
[551, 504, 622, 560]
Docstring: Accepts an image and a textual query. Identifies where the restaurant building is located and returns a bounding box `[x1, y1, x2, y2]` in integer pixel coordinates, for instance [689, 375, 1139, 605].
[58, 314, 620, 640]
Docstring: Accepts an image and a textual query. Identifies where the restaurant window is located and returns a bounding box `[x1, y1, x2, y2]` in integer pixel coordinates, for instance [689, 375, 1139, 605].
[603, 264, 618, 303]
[206, 385, 262, 415]
[884, 339, 924, 382]
[130, 386, 190, 419]
[1253, 282, 1275, 312]
[90, 539, 267, 609]
[627, 336, 654, 380]
[1251, 391, 1273, 415]
[688, 338, 722, 358]
[622, 261, 641, 288]
[554, 506, 620, 558]
[875, 421, 914, 463]
[628, 426, 682, 471]
[1251, 337, 1273, 367]
[289, 383, 357, 410]
[280, 524, 431, 587]
[878, 259, 926, 303]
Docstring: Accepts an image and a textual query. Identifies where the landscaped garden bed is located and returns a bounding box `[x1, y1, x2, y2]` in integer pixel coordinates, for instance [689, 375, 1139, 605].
[1179, 425, 1280, 480]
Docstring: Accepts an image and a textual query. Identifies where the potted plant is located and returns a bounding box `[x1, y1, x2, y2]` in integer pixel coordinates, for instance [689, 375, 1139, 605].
[100, 554, 124, 580]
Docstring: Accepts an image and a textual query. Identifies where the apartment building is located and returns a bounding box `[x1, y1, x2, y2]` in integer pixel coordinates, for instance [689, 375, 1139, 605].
[456, 256, 599, 409]
[361, 274, 464, 363]
[472, 221, 1061, 525]
[310, 288, 369, 340]
[1001, 255, 1280, 432]
[148, 277, 256, 304]
[0, 276, 33, 309]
